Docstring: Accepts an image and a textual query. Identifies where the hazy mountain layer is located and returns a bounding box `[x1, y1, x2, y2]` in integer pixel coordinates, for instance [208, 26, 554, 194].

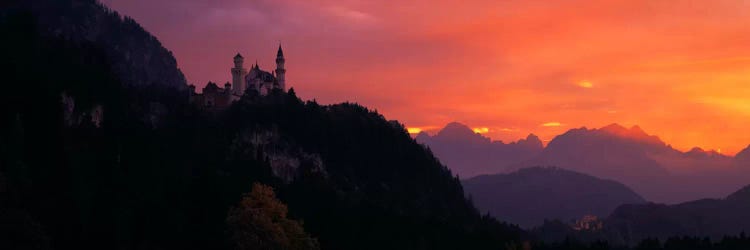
[420, 122, 750, 203]
[463, 167, 646, 228]
[520, 124, 749, 203]
[416, 122, 543, 178]
[606, 185, 750, 244]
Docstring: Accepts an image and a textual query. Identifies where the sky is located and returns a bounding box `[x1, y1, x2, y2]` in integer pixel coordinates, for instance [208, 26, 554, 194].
[101, 0, 750, 155]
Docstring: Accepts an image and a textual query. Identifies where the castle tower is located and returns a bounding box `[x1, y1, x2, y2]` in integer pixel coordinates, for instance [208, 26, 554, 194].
[275, 45, 286, 91]
[231, 53, 247, 95]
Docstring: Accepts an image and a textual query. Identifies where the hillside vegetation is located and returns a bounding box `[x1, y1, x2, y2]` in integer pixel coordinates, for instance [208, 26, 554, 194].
[0, 4, 521, 249]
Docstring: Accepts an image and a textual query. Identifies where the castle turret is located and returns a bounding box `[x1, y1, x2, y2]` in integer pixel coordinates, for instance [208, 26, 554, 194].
[233, 53, 243, 68]
[231, 53, 247, 95]
[275, 45, 286, 91]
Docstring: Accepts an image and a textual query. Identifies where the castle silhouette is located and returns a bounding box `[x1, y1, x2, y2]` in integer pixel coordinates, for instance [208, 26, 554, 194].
[189, 45, 286, 110]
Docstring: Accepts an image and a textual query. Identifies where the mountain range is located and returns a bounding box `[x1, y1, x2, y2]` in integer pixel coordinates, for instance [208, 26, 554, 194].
[463, 167, 646, 228]
[606, 184, 750, 244]
[4, 0, 750, 248]
[418, 122, 750, 203]
[415, 122, 543, 178]
[529, 184, 750, 246]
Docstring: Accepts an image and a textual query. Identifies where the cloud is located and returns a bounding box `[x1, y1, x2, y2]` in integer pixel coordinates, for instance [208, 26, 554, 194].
[542, 122, 563, 127]
[323, 6, 377, 26]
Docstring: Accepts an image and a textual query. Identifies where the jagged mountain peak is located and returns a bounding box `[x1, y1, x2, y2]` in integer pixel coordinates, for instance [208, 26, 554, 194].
[684, 147, 729, 159]
[600, 123, 628, 133]
[443, 121, 472, 130]
[513, 133, 543, 149]
[418, 122, 543, 178]
[597, 123, 663, 145]
[437, 122, 476, 135]
[525, 133, 541, 142]
[547, 124, 666, 150]
[432, 122, 491, 144]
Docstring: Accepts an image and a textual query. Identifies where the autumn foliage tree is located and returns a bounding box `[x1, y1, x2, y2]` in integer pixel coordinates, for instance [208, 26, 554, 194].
[226, 183, 319, 250]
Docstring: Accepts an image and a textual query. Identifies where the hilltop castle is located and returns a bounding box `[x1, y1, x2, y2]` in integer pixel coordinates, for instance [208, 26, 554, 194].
[189, 45, 287, 110]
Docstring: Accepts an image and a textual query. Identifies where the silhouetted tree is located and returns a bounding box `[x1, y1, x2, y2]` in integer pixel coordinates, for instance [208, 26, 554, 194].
[226, 183, 319, 250]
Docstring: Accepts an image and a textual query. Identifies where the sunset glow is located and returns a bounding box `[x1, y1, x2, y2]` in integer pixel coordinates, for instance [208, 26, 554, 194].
[473, 127, 490, 134]
[103, 0, 750, 155]
[407, 127, 423, 134]
[578, 81, 593, 88]
[15, 1, 750, 246]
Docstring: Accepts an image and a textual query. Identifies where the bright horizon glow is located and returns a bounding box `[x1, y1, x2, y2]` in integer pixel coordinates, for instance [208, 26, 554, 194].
[473, 127, 490, 134]
[578, 81, 593, 88]
[407, 127, 423, 134]
[102, 0, 750, 155]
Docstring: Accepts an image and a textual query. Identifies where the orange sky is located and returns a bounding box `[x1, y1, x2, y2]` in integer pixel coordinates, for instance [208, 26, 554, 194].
[103, 0, 750, 154]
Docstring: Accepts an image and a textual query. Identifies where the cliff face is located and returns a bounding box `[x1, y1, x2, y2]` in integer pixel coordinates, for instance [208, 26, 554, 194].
[17, 0, 187, 90]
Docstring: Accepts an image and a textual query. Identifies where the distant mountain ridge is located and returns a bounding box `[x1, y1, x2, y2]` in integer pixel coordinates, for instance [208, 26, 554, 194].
[522, 123, 747, 203]
[598, 124, 667, 147]
[420, 122, 750, 203]
[518, 124, 672, 202]
[416, 122, 543, 178]
[463, 167, 646, 228]
[605, 184, 750, 244]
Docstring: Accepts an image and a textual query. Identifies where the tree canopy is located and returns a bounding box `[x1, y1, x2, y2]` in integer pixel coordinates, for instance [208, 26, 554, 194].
[227, 183, 319, 250]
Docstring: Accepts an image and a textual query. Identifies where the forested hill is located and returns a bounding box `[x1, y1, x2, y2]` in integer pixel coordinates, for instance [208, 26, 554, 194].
[464, 167, 646, 228]
[4, 0, 187, 89]
[606, 184, 750, 244]
[0, 4, 522, 250]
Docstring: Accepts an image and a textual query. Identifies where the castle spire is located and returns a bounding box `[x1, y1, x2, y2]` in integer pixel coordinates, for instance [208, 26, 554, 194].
[231, 53, 248, 95]
[275, 44, 286, 91]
